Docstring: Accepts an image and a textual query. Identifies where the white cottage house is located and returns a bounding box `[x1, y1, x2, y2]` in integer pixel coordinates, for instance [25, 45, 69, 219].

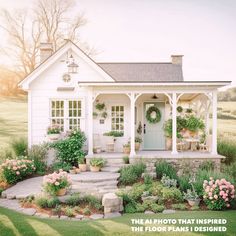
[19, 40, 230, 164]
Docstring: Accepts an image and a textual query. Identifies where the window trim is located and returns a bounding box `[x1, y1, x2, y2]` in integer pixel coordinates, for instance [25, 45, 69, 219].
[111, 105, 124, 132]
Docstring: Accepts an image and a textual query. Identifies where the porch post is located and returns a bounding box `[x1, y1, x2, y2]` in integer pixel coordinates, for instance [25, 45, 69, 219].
[171, 92, 178, 154]
[88, 89, 94, 156]
[212, 91, 218, 154]
[130, 93, 136, 157]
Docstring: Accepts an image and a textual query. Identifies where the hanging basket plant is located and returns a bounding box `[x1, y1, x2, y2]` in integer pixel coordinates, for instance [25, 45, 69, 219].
[146, 106, 161, 124]
[101, 111, 108, 119]
[95, 103, 105, 111]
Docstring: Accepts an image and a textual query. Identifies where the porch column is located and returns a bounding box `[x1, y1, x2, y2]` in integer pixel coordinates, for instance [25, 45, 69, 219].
[212, 91, 218, 154]
[130, 93, 136, 157]
[172, 92, 178, 154]
[88, 89, 94, 155]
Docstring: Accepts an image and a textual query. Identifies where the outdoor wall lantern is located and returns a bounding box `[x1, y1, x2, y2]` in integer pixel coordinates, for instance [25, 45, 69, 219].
[67, 54, 79, 74]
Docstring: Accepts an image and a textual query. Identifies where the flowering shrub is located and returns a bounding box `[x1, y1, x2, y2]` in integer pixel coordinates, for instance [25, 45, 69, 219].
[0, 158, 36, 184]
[43, 170, 72, 196]
[47, 125, 61, 134]
[203, 177, 235, 210]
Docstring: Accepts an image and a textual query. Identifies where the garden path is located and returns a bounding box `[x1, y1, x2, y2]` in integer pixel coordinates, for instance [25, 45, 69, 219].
[1, 172, 120, 199]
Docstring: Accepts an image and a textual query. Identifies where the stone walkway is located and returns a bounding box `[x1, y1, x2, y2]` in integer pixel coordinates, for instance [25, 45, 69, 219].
[2, 172, 120, 199]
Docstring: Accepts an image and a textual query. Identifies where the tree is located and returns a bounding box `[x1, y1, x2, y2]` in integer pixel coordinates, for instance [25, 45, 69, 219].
[0, 0, 89, 78]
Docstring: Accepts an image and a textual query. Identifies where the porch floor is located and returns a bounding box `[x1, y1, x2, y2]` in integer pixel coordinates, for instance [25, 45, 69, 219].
[87, 151, 225, 159]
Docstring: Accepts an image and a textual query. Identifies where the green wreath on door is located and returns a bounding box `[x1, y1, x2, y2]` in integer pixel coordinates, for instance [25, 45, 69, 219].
[146, 106, 161, 124]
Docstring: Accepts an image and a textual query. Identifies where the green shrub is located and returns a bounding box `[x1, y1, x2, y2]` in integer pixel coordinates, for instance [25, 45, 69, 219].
[10, 137, 28, 156]
[155, 160, 177, 180]
[123, 156, 129, 164]
[119, 162, 146, 185]
[65, 194, 81, 206]
[28, 144, 48, 175]
[0, 188, 3, 197]
[144, 174, 153, 186]
[50, 130, 86, 165]
[124, 203, 137, 213]
[172, 203, 187, 210]
[83, 207, 91, 216]
[162, 187, 183, 203]
[82, 195, 102, 210]
[129, 183, 146, 201]
[136, 203, 147, 213]
[178, 175, 191, 192]
[218, 139, 236, 164]
[64, 207, 74, 217]
[161, 175, 177, 188]
[149, 182, 164, 196]
[185, 115, 205, 132]
[222, 162, 236, 182]
[52, 162, 72, 172]
[35, 197, 48, 208]
[150, 203, 165, 213]
[47, 197, 60, 208]
[199, 161, 215, 171]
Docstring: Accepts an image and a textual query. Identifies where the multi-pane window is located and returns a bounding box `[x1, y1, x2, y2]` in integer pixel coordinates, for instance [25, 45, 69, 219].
[69, 100, 81, 130]
[51, 100, 64, 131]
[50, 100, 81, 131]
[111, 105, 124, 131]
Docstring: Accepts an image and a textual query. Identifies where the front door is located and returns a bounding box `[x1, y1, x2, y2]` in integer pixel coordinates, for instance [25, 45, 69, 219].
[143, 102, 165, 150]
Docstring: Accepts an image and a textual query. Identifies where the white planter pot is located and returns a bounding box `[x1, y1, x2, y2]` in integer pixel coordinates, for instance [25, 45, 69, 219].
[187, 199, 200, 207]
[47, 133, 60, 141]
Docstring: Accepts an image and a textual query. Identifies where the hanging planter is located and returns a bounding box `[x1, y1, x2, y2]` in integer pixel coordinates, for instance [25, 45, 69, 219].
[93, 112, 98, 119]
[101, 111, 108, 119]
[146, 106, 161, 124]
[95, 103, 105, 111]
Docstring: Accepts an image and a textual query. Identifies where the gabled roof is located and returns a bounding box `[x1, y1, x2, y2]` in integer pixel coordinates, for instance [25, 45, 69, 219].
[19, 40, 115, 90]
[98, 62, 183, 82]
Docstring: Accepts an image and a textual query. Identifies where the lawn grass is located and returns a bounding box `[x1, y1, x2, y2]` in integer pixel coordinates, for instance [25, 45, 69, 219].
[0, 207, 236, 236]
[0, 97, 27, 150]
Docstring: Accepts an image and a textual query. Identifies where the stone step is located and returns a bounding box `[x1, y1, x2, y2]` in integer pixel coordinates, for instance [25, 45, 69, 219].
[72, 180, 118, 189]
[69, 172, 120, 183]
[101, 166, 120, 173]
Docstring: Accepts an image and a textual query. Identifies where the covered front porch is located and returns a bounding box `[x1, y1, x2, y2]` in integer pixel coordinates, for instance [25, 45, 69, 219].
[79, 81, 224, 158]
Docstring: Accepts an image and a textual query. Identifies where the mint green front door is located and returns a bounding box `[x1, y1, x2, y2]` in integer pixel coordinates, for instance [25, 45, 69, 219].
[143, 102, 165, 150]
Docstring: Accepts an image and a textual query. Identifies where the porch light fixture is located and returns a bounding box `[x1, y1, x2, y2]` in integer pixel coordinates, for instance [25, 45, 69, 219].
[67, 54, 79, 74]
[152, 94, 158, 99]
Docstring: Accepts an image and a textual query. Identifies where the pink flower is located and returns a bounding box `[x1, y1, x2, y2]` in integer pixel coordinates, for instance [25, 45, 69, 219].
[55, 182, 59, 186]
[13, 166, 17, 170]
[226, 204, 230, 208]
[208, 192, 213, 197]
[214, 195, 218, 200]
[16, 171, 20, 175]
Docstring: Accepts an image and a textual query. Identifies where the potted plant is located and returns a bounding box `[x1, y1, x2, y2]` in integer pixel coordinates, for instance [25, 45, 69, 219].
[101, 111, 108, 119]
[123, 142, 130, 154]
[183, 176, 200, 206]
[185, 115, 205, 137]
[47, 125, 61, 140]
[135, 137, 142, 151]
[69, 166, 77, 174]
[93, 112, 98, 119]
[95, 103, 105, 111]
[43, 170, 72, 196]
[89, 158, 106, 172]
[177, 106, 183, 113]
[78, 158, 87, 172]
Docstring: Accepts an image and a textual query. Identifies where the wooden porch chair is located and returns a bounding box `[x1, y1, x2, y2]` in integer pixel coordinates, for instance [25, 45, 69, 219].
[106, 136, 115, 153]
[199, 135, 212, 152]
[177, 139, 186, 152]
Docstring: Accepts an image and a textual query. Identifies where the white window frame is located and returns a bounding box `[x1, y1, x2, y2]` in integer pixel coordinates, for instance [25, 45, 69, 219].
[111, 105, 124, 132]
[49, 98, 84, 132]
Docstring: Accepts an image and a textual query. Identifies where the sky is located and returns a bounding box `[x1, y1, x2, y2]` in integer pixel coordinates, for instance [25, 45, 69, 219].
[0, 0, 235, 88]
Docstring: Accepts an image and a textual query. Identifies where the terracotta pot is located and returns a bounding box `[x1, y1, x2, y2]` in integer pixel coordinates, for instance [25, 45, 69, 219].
[75, 168, 80, 174]
[56, 188, 67, 196]
[166, 138, 172, 150]
[123, 147, 130, 154]
[79, 164, 87, 172]
[90, 166, 100, 172]
[187, 199, 200, 207]
[69, 169, 76, 174]
[47, 133, 60, 141]
[135, 142, 140, 151]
